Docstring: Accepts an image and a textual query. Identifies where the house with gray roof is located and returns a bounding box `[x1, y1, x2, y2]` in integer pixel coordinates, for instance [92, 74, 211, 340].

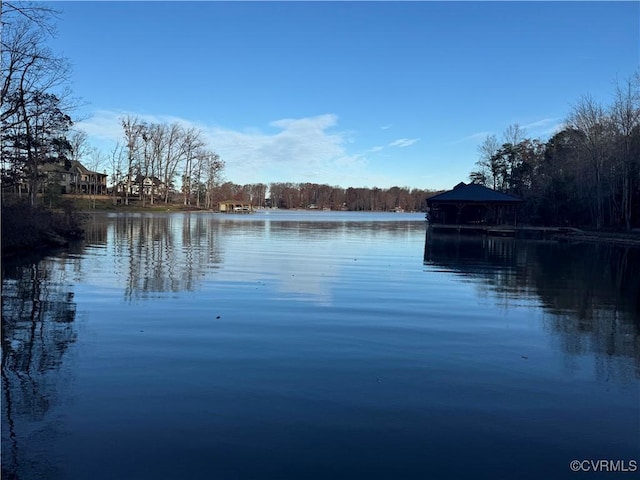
[41, 160, 108, 195]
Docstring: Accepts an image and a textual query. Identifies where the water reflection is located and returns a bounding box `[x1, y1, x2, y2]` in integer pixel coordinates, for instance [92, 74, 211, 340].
[1, 259, 77, 480]
[70, 213, 421, 303]
[424, 231, 640, 381]
[68, 213, 225, 301]
[1, 214, 639, 479]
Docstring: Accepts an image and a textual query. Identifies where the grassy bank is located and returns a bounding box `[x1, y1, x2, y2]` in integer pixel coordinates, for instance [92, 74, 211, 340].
[65, 195, 210, 212]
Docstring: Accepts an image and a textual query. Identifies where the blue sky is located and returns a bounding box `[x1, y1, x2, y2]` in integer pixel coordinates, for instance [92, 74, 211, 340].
[47, 1, 639, 190]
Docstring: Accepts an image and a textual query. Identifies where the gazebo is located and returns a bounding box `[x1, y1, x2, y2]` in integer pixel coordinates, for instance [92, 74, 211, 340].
[426, 182, 523, 227]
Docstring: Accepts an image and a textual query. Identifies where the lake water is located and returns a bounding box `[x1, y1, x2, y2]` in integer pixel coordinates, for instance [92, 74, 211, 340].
[2, 211, 639, 480]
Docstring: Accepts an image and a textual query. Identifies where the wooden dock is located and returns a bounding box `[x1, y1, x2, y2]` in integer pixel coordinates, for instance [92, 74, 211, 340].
[428, 223, 569, 239]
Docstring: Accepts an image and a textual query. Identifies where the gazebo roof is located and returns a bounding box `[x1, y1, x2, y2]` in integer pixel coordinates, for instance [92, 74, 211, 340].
[427, 182, 523, 205]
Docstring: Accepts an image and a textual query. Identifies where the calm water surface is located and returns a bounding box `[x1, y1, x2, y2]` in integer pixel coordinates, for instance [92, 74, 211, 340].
[2, 211, 639, 479]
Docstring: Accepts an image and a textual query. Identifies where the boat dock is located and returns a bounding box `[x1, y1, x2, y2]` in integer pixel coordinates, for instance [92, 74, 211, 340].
[218, 200, 254, 214]
[428, 223, 575, 239]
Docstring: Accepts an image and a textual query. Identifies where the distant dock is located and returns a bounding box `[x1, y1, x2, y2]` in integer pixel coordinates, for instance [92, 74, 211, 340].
[218, 200, 254, 214]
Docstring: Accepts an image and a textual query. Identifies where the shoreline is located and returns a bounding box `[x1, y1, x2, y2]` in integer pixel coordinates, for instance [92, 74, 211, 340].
[550, 230, 640, 248]
[1, 201, 84, 259]
[3, 200, 640, 258]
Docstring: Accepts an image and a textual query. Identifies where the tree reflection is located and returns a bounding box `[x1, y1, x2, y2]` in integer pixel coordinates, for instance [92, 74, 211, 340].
[105, 214, 223, 301]
[1, 259, 77, 479]
[76, 214, 420, 302]
[424, 232, 640, 379]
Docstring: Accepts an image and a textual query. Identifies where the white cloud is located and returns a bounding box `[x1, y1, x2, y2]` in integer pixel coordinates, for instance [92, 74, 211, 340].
[75, 109, 126, 141]
[521, 117, 561, 131]
[541, 122, 566, 137]
[452, 131, 493, 144]
[380, 124, 392, 130]
[74, 110, 372, 187]
[389, 138, 419, 148]
[518, 118, 566, 139]
[452, 119, 562, 145]
[75, 109, 202, 142]
[204, 114, 368, 185]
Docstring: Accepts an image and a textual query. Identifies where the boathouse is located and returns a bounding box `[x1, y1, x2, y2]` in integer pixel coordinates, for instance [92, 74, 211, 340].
[426, 182, 522, 229]
[218, 200, 253, 213]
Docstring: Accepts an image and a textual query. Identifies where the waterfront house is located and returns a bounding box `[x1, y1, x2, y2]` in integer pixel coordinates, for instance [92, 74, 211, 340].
[42, 160, 108, 195]
[116, 175, 167, 197]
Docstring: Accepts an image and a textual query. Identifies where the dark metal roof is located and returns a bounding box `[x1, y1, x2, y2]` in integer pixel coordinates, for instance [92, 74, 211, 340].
[40, 160, 107, 177]
[427, 182, 523, 205]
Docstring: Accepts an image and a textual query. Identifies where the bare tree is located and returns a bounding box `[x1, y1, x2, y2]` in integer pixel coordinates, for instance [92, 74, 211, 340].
[470, 134, 500, 188]
[503, 123, 526, 146]
[1, 2, 59, 32]
[160, 123, 184, 204]
[249, 183, 267, 208]
[181, 127, 204, 205]
[108, 143, 125, 205]
[268, 182, 285, 208]
[67, 129, 90, 194]
[121, 115, 144, 205]
[201, 151, 224, 209]
[1, 3, 61, 118]
[611, 73, 640, 230]
[146, 123, 168, 205]
[1, 6, 73, 206]
[192, 148, 206, 208]
[567, 95, 614, 229]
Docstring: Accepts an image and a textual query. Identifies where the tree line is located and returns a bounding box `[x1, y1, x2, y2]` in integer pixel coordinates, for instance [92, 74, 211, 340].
[469, 73, 640, 231]
[266, 183, 435, 211]
[193, 181, 436, 212]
